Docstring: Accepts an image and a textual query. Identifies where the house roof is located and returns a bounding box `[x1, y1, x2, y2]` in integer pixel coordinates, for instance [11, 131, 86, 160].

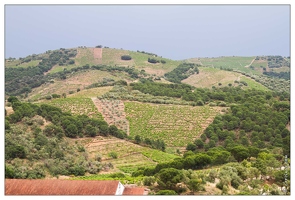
[123, 187, 145, 195]
[5, 179, 121, 195]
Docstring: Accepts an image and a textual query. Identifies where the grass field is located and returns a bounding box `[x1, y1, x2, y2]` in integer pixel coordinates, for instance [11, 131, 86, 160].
[68, 86, 113, 98]
[125, 102, 221, 149]
[46, 62, 77, 74]
[271, 66, 290, 73]
[28, 70, 120, 101]
[41, 98, 104, 120]
[188, 56, 260, 75]
[99, 48, 181, 76]
[5, 60, 41, 68]
[182, 67, 269, 91]
[239, 76, 270, 91]
[182, 67, 240, 88]
[101, 48, 135, 66]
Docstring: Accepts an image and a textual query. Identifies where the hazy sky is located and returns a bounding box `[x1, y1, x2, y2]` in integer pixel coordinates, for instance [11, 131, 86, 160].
[5, 5, 290, 60]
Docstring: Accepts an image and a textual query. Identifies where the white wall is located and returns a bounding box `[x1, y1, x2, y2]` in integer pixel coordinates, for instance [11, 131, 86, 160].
[115, 182, 125, 195]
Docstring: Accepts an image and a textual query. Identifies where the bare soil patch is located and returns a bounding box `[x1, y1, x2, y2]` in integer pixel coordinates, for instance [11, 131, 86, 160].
[143, 67, 168, 76]
[93, 48, 102, 64]
[5, 107, 14, 115]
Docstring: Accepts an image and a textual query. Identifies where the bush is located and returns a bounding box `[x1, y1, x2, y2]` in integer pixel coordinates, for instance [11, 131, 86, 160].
[108, 151, 118, 159]
[143, 176, 156, 186]
[68, 60, 75, 65]
[156, 190, 177, 195]
[148, 58, 159, 64]
[121, 55, 132, 60]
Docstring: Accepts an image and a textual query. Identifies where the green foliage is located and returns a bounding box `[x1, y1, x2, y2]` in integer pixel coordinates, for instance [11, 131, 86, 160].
[5, 145, 26, 159]
[156, 168, 185, 190]
[188, 178, 203, 193]
[156, 190, 177, 195]
[121, 55, 132, 60]
[5, 49, 77, 96]
[148, 57, 160, 64]
[108, 151, 118, 159]
[164, 63, 199, 83]
[229, 145, 249, 162]
[85, 124, 98, 137]
[143, 176, 156, 186]
[186, 143, 196, 151]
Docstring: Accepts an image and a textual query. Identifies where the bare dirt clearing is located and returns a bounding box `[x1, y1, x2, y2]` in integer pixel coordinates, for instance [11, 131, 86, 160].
[93, 48, 102, 64]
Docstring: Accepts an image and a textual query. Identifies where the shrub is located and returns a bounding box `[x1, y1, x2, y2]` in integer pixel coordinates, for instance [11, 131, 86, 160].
[108, 151, 118, 159]
[45, 95, 52, 100]
[156, 190, 177, 195]
[121, 55, 132, 60]
[148, 58, 159, 64]
[143, 176, 156, 186]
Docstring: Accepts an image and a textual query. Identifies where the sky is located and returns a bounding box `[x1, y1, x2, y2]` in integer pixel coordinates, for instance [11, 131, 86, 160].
[4, 4, 291, 60]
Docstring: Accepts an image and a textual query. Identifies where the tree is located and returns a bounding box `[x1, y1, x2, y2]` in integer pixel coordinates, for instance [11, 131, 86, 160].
[85, 125, 97, 137]
[43, 124, 63, 137]
[157, 168, 185, 190]
[65, 124, 78, 138]
[34, 133, 48, 148]
[187, 178, 203, 193]
[240, 136, 249, 146]
[7, 96, 19, 103]
[121, 55, 132, 60]
[6, 145, 26, 159]
[99, 124, 109, 136]
[230, 145, 249, 162]
[194, 153, 212, 169]
[186, 143, 196, 151]
[183, 156, 195, 169]
[134, 135, 141, 144]
[194, 139, 204, 149]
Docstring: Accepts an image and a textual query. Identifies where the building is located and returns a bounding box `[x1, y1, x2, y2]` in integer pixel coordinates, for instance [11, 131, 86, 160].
[5, 179, 146, 195]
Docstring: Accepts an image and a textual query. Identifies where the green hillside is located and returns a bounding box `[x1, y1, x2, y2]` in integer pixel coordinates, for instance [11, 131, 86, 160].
[4, 47, 290, 195]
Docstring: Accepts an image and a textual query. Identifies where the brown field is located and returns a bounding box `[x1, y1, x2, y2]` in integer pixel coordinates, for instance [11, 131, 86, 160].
[143, 67, 170, 77]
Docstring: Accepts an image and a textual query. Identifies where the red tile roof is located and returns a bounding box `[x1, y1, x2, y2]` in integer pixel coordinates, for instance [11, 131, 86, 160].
[5, 179, 121, 195]
[123, 187, 145, 195]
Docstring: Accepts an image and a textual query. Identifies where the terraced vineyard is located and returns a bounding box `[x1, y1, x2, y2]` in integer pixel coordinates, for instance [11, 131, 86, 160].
[125, 102, 223, 148]
[92, 98, 129, 134]
[43, 98, 104, 120]
[69, 86, 113, 98]
[77, 136, 179, 174]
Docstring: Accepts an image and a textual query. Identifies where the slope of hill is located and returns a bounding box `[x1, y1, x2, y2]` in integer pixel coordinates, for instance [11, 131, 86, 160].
[4, 46, 290, 195]
[182, 67, 270, 91]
